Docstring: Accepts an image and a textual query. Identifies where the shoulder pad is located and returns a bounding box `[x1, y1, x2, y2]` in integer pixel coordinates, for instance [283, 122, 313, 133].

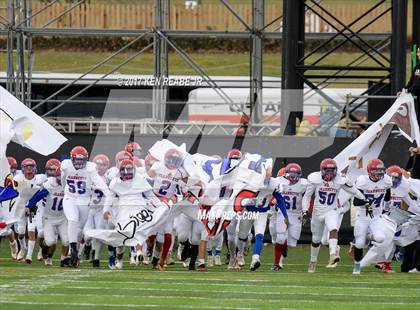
[307, 172, 322, 184]
[334, 175, 347, 185]
[13, 173, 24, 182]
[300, 178, 308, 187]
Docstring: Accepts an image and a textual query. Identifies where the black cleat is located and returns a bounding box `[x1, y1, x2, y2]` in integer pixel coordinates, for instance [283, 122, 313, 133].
[181, 241, 191, 261]
[60, 257, 71, 267]
[281, 245, 288, 258]
[84, 244, 92, 261]
[151, 256, 159, 269]
[92, 259, 100, 268]
[271, 264, 282, 271]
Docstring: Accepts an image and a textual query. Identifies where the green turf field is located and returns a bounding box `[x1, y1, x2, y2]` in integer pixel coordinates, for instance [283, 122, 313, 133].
[0, 243, 419, 310]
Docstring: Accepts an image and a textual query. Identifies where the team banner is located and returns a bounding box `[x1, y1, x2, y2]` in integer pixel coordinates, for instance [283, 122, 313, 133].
[334, 92, 420, 180]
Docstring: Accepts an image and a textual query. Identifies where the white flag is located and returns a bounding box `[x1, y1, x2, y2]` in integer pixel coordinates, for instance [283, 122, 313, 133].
[334, 92, 420, 181]
[0, 86, 67, 156]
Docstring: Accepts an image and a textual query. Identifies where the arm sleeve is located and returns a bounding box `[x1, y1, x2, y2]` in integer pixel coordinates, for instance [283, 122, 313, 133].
[302, 183, 315, 212]
[26, 189, 49, 210]
[272, 191, 288, 218]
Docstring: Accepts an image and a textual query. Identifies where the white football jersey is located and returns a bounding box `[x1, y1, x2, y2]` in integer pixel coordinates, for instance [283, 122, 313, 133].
[355, 174, 392, 216]
[89, 175, 108, 210]
[390, 178, 417, 210]
[106, 173, 153, 209]
[42, 177, 65, 218]
[61, 159, 109, 199]
[303, 172, 364, 215]
[14, 173, 46, 200]
[278, 176, 308, 214]
[150, 162, 187, 199]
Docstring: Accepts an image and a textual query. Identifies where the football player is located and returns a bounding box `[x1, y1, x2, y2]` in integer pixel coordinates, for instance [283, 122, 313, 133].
[272, 163, 307, 270]
[26, 159, 69, 266]
[102, 159, 168, 270]
[83, 154, 110, 268]
[352, 159, 392, 274]
[61, 146, 110, 267]
[14, 158, 46, 263]
[303, 158, 365, 273]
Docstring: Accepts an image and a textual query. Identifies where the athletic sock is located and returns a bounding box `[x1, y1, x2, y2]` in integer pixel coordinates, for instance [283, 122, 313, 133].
[329, 238, 338, 256]
[27, 240, 35, 258]
[68, 220, 79, 244]
[253, 234, 263, 256]
[274, 243, 282, 265]
[161, 233, 172, 261]
[18, 237, 27, 251]
[310, 244, 320, 262]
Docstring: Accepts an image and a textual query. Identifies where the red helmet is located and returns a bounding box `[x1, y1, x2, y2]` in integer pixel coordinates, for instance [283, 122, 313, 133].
[386, 165, 402, 188]
[285, 163, 302, 184]
[164, 148, 183, 170]
[93, 154, 110, 176]
[145, 154, 159, 171]
[70, 146, 89, 170]
[227, 149, 242, 159]
[114, 151, 133, 168]
[320, 158, 337, 181]
[119, 159, 136, 181]
[367, 159, 385, 182]
[21, 158, 37, 178]
[125, 141, 143, 158]
[277, 167, 286, 177]
[7, 157, 17, 174]
[45, 158, 61, 178]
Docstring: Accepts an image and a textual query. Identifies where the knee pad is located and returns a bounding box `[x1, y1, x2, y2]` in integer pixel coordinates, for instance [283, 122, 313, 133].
[311, 242, 320, 248]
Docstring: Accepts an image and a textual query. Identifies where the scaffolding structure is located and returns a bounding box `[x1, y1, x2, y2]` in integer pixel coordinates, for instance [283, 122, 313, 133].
[0, 0, 410, 135]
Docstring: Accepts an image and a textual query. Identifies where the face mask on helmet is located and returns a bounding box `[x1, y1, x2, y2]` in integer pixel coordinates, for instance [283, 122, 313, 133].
[165, 151, 182, 170]
[391, 175, 402, 188]
[94, 161, 108, 176]
[369, 168, 385, 182]
[120, 164, 135, 181]
[321, 168, 336, 181]
[46, 166, 60, 178]
[22, 164, 36, 178]
[286, 171, 301, 184]
[72, 156, 87, 170]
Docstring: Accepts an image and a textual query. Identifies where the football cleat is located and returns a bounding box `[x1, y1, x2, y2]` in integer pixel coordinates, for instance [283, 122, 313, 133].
[142, 254, 151, 265]
[10, 241, 18, 260]
[182, 258, 190, 268]
[37, 248, 43, 261]
[208, 255, 214, 267]
[382, 262, 394, 273]
[25, 256, 32, 264]
[17, 249, 26, 261]
[70, 249, 79, 267]
[115, 259, 123, 270]
[92, 259, 100, 268]
[108, 255, 116, 270]
[271, 264, 283, 271]
[151, 256, 159, 269]
[326, 254, 340, 268]
[250, 255, 261, 272]
[84, 244, 92, 261]
[129, 252, 137, 265]
[308, 261, 317, 273]
[352, 262, 361, 275]
[408, 268, 420, 273]
[158, 263, 167, 271]
[236, 254, 245, 268]
[214, 255, 222, 266]
[227, 257, 240, 270]
[197, 264, 207, 272]
[166, 256, 175, 266]
[44, 258, 53, 266]
[60, 257, 71, 267]
[375, 262, 385, 270]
